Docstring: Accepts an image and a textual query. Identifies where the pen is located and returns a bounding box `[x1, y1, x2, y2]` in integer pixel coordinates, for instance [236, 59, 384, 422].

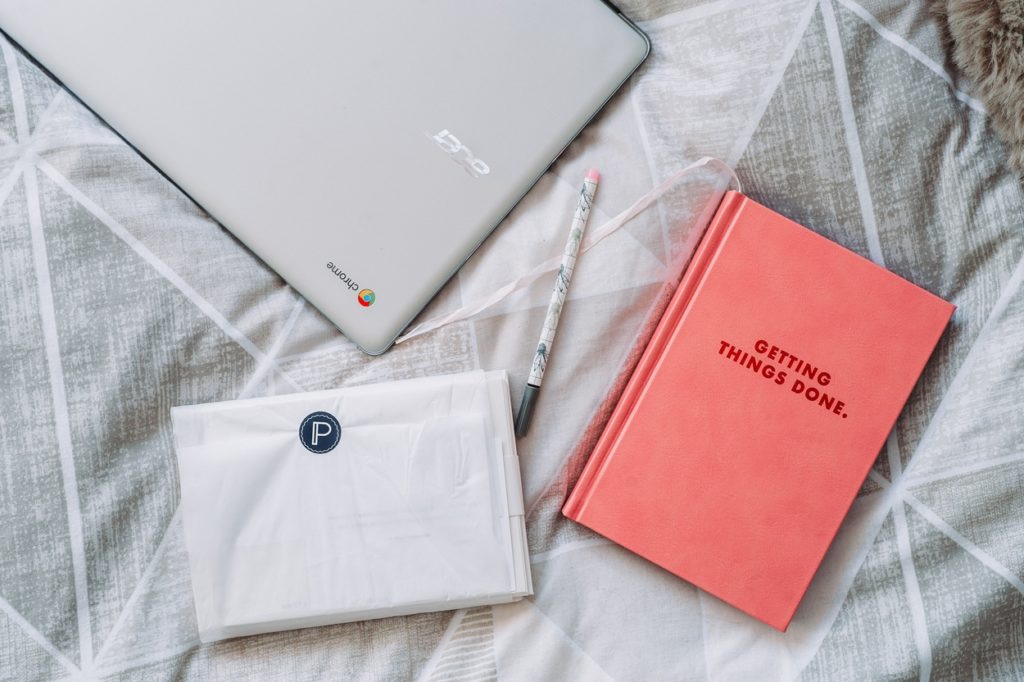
[515, 168, 600, 437]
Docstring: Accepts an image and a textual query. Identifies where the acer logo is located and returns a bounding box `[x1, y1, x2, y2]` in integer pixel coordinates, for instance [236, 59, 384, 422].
[431, 129, 490, 178]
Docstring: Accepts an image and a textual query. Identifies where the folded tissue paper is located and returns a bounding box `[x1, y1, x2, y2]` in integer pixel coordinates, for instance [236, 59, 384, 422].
[171, 370, 532, 642]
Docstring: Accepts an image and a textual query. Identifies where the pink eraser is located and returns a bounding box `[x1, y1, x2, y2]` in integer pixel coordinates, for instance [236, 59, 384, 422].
[586, 168, 601, 182]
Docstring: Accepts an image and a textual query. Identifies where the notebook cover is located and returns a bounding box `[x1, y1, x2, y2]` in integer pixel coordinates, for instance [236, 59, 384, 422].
[562, 191, 954, 631]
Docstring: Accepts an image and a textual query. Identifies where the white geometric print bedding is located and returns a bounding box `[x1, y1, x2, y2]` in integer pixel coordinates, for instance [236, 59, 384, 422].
[1, 0, 1022, 679]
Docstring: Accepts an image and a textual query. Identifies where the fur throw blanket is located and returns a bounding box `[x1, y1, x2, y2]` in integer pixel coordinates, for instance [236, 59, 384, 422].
[937, 0, 1024, 175]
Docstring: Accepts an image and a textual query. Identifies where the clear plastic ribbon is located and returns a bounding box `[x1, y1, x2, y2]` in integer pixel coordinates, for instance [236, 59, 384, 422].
[396, 156, 741, 344]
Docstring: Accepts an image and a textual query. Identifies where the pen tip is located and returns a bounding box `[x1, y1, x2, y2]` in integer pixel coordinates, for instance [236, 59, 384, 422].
[586, 168, 601, 182]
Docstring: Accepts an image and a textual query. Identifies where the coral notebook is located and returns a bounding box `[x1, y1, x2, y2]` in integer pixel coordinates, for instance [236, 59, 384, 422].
[562, 191, 954, 630]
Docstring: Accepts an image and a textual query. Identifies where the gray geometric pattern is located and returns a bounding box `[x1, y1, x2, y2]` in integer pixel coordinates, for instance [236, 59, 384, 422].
[426, 608, 498, 682]
[2, 0, 1023, 680]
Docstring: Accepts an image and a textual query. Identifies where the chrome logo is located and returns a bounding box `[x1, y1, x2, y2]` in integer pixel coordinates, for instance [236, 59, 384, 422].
[357, 289, 376, 307]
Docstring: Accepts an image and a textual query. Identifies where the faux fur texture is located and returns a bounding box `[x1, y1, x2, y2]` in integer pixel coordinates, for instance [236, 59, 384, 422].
[936, 0, 1024, 175]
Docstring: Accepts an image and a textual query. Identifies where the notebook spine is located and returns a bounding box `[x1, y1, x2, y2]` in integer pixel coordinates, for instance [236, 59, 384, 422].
[562, 191, 746, 520]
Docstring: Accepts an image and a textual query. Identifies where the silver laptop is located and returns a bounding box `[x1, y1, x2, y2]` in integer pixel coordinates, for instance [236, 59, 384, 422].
[0, 1, 649, 354]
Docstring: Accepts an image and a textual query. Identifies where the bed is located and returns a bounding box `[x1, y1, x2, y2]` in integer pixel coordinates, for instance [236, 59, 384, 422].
[1, 0, 1022, 679]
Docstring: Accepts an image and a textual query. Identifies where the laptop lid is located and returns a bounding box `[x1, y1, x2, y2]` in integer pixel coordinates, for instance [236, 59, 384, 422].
[0, 0, 649, 354]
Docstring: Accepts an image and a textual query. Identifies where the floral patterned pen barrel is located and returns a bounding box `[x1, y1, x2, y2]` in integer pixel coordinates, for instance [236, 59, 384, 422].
[515, 169, 600, 437]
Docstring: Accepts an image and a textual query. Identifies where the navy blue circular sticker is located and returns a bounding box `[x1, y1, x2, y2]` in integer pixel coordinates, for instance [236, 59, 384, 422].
[299, 411, 341, 453]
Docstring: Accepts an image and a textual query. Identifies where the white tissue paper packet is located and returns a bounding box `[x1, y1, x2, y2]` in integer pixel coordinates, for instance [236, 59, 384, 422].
[171, 370, 532, 643]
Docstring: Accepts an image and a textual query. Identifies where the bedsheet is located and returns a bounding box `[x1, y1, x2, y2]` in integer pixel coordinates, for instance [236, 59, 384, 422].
[1, 0, 1023, 679]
